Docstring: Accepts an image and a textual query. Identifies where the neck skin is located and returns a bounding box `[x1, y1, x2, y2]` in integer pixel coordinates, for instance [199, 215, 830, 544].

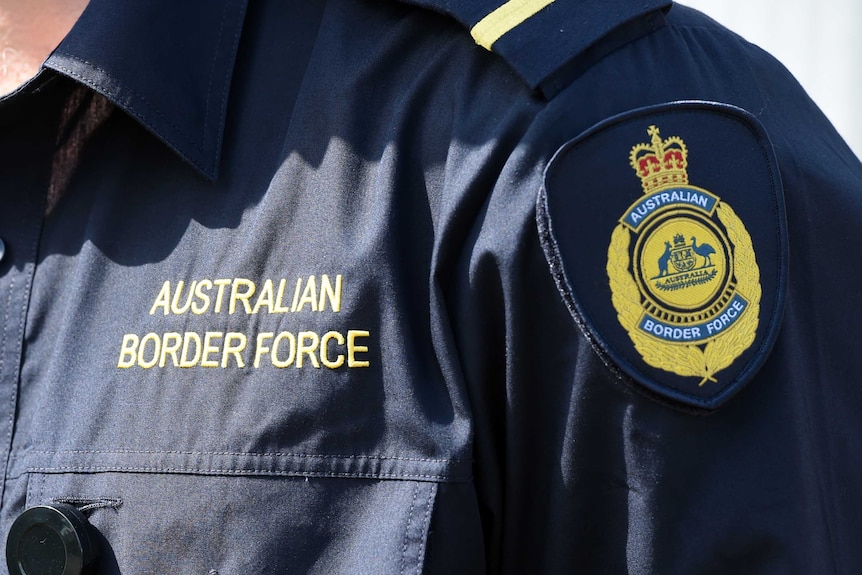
[0, 0, 89, 96]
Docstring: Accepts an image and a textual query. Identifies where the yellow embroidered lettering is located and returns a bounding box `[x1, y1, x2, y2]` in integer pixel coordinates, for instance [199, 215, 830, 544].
[252, 279, 275, 315]
[221, 332, 247, 368]
[348, 330, 370, 368]
[274, 279, 291, 313]
[297, 331, 320, 368]
[213, 279, 232, 313]
[137, 333, 161, 369]
[118, 334, 139, 368]
[201, 332, 223, 367]
[149, 281, 171, 316]
[296, 276, 318, 312]
[254, 332, 274, 368]
[272, 332, 296, 368]
[124, 273, 356, 371]
[159, 332, 183, 367]
[290, 277, 302, 312]
[170, 280, 196, 315]
[180, 332, 203, 368]
[192, 279, 212, 315]
[319, 275, 342, 312]
[320, 331, 345, 369]
[230, 278, 256, 314]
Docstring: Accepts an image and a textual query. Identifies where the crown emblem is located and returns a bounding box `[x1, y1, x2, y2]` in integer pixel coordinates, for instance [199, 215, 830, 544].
[673, 233, 686, 247]
[629, 126, 688, 193]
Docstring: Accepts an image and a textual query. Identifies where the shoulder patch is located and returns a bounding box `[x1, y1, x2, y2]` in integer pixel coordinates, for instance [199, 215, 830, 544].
[538, 102, 788, 411]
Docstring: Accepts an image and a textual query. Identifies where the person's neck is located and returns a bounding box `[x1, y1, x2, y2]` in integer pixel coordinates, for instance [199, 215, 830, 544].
[0, 0, 89, 96]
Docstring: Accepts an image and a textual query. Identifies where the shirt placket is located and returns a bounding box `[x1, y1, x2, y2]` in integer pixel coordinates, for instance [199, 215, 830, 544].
[0, 86, 53, 505]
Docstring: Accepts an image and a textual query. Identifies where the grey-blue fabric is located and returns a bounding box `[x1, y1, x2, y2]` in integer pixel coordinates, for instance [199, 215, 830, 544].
[0, 0, 859, 573]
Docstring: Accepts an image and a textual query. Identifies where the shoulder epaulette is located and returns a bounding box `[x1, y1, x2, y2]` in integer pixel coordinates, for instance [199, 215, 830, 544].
[398, 0, 671, 98]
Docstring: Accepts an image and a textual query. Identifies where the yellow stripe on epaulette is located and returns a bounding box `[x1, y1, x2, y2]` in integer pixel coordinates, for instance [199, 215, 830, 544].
[470, 0, 555, 50]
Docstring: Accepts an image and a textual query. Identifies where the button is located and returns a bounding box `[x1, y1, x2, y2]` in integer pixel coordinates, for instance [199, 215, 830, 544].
[6, 504, 98, 575]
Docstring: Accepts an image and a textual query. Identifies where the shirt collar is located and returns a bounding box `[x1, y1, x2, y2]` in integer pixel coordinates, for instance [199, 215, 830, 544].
[43, 0, 667, 179]
[45, 0, 249, 180]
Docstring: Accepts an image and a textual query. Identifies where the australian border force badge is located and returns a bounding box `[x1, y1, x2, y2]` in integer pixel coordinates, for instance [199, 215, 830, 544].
[539, 103, 787, 411]
[611, 125, 760, 387]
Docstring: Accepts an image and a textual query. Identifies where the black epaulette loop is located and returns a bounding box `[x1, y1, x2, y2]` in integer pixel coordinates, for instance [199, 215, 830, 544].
[398, 0, 672, 98]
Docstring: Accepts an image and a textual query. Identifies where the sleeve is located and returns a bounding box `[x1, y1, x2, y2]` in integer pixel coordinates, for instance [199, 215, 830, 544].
[443, 11, 862, 574]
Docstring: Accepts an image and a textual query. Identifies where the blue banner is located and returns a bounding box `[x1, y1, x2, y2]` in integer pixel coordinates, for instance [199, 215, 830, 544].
[638, 294, 749, 343]
[622, 186, 718, 230]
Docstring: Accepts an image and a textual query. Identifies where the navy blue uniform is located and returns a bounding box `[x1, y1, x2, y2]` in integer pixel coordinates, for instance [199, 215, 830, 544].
[0, 0, 860, 573]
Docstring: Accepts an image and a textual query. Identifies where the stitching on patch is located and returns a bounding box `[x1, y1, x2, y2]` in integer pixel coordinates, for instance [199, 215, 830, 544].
[26, 466, 454, 481]
[28, 449, 462, 463]
[0, 277, 8, 375]
[1, 276, 13, 482]
[416, 484, 436, 574]
[2, 198, 47, 504]
[214, 0, 245, 164]
[400, 483, 419, 575]
[51, 496, 123, 513]
[201, 0, 229, 150]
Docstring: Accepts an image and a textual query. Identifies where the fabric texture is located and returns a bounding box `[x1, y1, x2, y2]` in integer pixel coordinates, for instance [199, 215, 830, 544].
[0, 0, 859, 573]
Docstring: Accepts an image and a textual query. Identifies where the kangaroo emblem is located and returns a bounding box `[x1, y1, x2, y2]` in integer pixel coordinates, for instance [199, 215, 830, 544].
[657, 241, 672, 277]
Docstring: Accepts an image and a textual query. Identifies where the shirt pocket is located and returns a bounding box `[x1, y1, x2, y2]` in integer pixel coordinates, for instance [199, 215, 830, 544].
[25, 469, 437, 574]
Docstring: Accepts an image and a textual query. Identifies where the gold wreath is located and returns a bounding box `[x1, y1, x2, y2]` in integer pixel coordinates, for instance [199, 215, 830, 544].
[607, 201, 761, 386]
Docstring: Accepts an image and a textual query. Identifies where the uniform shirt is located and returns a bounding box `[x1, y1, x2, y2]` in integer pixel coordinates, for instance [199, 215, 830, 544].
[1, 0, 861, 573]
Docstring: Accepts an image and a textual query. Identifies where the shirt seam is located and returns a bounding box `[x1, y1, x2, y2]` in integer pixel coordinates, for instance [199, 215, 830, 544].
[23, 449, 462, 463]
[21, 466, 460, 482]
